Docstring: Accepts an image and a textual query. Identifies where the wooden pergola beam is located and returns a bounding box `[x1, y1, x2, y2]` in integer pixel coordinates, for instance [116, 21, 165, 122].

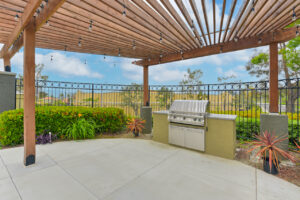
[0, 0, 66, 59]
[134, 27, 298, 66]
[0, 0, 42, 58]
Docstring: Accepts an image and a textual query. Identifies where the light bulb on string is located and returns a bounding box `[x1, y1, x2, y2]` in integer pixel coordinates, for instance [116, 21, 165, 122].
[118, 48, 121, 57]
[50, 55, 53, 62]
[78, 37, 82, 47]
[234, 36, 239, 42]
[292, 7, 297, 21]
[45, 20, 50, 27]
[122, 4, 126, 17]
[132, 40, 136, 50]
[89, 20, 93, 31]
[191, 20, 195, 32]
[258, 38, 262, 44]
[296, 25, 299, 36]
[14, 14, 19, 21]
[159, 33, 163, 43]
[84, 59, 87, 65]
[251, 0, 255, 12]
[220, 46, 223, 53]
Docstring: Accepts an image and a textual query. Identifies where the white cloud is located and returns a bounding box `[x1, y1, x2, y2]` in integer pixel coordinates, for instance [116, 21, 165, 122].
[120, 60, 187, 83]
[11, 52, 103, 79]
[224, 69, 238, 78]
[236, 65, 246, 71]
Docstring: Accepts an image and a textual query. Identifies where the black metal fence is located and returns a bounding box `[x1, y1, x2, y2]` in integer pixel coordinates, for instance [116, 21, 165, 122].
[16, 78, 300, 143]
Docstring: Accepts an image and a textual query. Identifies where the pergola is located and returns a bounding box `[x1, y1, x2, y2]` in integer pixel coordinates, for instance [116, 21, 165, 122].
[0, 0, 298, 166]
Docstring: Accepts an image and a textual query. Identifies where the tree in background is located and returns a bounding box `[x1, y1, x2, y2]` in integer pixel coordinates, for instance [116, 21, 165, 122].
[17, 64, 49, 102]
[245, 37, 300, 112]
[179, 68, 205, 100]
[155, 87, 174, 110]
[120, 83, 143, 116]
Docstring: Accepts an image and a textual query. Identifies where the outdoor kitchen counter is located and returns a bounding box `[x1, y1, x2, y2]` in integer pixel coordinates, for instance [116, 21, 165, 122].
[152, 111, 237, 160]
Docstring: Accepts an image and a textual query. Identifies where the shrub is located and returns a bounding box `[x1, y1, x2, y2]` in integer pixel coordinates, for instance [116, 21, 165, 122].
[64, 118, 96, 140]
[0, 107, 127, 146]
[236, 117, 299, 145]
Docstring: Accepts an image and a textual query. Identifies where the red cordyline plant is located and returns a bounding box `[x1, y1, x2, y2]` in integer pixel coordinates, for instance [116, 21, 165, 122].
[248, 131, 296, 171]
[295, 139, 300, 152]
[127, 118, 145, 136]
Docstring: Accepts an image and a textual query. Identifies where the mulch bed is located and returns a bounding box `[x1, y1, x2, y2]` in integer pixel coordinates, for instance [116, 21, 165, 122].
[235, 143, 300, 187]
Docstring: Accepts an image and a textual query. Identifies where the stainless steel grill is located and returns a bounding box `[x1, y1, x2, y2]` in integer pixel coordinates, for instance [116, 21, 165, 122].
[168, 100, 209, 126]
[168, 100, 209, 151]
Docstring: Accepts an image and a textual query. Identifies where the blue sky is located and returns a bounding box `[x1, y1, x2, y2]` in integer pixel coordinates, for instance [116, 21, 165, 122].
[0, 45, 266, 85]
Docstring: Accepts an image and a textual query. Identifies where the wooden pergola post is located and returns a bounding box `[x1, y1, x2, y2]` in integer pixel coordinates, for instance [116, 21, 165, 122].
[269, 43, 278, 113]
[23, 21, 36, 166]
[143, 65, 149, 106]
[3, 56, 11, 72]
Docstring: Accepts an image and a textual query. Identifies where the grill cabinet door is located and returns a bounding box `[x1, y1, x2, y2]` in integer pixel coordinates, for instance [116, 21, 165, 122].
[184, 128, 205, 151]
[169, 125, 185, 146]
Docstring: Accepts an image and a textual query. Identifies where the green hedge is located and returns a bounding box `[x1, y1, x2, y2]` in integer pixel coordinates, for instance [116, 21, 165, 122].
[236, 117, 299, 143]
[0, 107, 127, 146]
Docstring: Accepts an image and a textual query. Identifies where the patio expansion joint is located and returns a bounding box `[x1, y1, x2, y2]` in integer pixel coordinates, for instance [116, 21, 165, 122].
[43, 151, 101, 200]
[101, 148, 181, 200]
[0, 154, 23, 200]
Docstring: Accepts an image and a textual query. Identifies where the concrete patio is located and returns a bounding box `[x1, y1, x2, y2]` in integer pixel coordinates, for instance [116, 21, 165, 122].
[0, 138, 299, 200]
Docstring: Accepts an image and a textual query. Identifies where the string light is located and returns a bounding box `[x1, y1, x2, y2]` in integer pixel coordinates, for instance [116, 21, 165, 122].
[40, 3, 44, 9]
[34, 8, 40, 17]
[159, 33, 163, 43]
[89, 20, 93, 31]
[103, 54, 106, 60]
[64, 45, 67, 52]
[14, 14, 19, 21]
[296, 25, 299, 36]
[180, 49, 183, 60]
[84, 59, 87, 65]
[220, 46, 223, 53]
[78, 37, 82, 47]
[148, 57, 151, 62]
[234, 36, 239, 42]
[122, 4, 126, 17]
[45, 20, 50, 27]
[160, 52, 163, 58]
[191, 20, 195, 31]
[118, 48, 121, 57]
[132, 40, 136, 50]
[292, 7, 296, 21]
[50, 55, 53, 61]
[251, 0, 255, 12]
[258, 38, 262, 44]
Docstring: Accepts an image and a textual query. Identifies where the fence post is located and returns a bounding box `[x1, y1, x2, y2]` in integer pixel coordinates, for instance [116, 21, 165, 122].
[92, 83, 94, 108]
[207, 85, 210, 101]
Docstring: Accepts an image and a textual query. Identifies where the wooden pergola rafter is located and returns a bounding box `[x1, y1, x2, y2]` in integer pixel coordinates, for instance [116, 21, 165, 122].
[0, 0, 298, 166]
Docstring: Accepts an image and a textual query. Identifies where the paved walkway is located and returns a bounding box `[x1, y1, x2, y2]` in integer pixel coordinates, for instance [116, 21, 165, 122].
[0, 139, 299, 200]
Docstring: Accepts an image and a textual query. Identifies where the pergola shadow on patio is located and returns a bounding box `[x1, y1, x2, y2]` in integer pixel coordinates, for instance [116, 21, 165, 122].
[0, 139, 300, 200]
[0, 0, 299, 165]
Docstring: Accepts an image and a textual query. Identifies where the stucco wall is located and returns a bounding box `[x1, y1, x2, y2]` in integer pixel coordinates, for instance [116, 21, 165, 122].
[152, 111, 236, 160]
[0, 72, 16, 114]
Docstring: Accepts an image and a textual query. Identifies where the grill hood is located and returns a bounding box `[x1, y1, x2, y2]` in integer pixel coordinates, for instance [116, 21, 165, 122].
[168, 100, 209, 126]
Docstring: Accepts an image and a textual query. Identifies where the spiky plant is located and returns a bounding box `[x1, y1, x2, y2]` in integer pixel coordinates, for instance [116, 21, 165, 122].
[248, 131, 296, 171]
[127, 118, 145, 136]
